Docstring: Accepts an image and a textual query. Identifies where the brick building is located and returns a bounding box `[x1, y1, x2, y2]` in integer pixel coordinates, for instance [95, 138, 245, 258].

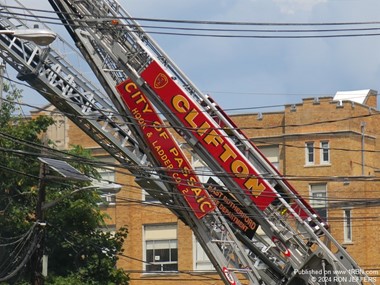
[32, 90, 380, 284]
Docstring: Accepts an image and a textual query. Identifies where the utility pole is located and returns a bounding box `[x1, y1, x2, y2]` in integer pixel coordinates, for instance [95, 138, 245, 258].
[31, 137, 48, 285]
[0, 60, 5, 109]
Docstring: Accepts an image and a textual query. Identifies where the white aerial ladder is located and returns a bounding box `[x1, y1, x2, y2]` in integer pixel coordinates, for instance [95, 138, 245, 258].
[0, 2, 285, 285]
[0, 1, 373, 284]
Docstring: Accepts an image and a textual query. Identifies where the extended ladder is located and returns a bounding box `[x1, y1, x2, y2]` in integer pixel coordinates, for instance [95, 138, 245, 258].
[0, 2, 286, 284]
[44, 0, 373, 284]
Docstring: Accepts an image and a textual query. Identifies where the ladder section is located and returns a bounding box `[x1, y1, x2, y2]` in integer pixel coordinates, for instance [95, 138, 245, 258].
[0, 0, 177, 212]
[44, 1, 372, 284]
[44, 2, 290, 282]
[44, 0, 373, 284]
[0, 3, 284, 284]
[116, 79, 290, 284]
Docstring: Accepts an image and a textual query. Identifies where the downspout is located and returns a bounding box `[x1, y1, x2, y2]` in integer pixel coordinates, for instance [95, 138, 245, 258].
[361, 122, 366, 176]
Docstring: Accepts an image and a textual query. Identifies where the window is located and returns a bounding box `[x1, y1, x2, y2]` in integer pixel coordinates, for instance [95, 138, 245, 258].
[143, 190, 160, 203]
[49, 113, 66, 148]
[320, 141, 330, 164]
[305, 142, 315, 165]
[144, 224, 178, 273]
[343, 209, 352, 243]
[309, 184, 327, 221]
[97, 161, 117, 206]
[259, 145, 280, 169]
[193, 237, 214, 271]
[100, 192, 116, 206]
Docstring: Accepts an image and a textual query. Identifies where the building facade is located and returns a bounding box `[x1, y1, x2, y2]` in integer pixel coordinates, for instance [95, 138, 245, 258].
[32, 90, 380, 284]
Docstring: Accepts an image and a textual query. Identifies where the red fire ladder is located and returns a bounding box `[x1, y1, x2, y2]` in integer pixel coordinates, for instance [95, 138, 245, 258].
[45, 1, 374, 284]
[0, 0, 372, 284]
[0, 2, 285, 284]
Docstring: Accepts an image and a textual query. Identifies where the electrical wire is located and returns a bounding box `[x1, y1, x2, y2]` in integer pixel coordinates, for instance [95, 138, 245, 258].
[1, 3, 378, 280]
[46, 221, 220, 283]
[2, 137, 380, 197]
[2, 125, 380, 200]
[0, 74, 336, 117]
[2, 7, 380, 39]
[2, 142, 380, 225]
[3, 76, 380, 165]
[1, 74, 375, 136]
[1, 1, 378, 215]
[0, 117, 378, 220]
[0, 224, 42, 281]
[2, 4, 380, 27]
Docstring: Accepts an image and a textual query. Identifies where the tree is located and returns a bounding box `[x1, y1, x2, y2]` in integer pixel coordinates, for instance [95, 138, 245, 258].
[0, 82, 129, 284]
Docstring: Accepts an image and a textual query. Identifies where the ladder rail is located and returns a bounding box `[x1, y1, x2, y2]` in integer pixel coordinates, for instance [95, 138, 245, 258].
[0, 3, 283, 284]
[1, 0, 372, 284]
[43, 1, 373, 284]
[45, 2, 289, 283]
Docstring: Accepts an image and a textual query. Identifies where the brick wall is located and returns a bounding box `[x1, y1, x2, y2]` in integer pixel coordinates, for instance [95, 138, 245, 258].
[33, 94, 380, 284]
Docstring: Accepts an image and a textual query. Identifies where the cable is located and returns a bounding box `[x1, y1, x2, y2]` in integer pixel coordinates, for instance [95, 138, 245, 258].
[4, 4, 380, 27]
[1, 3, 378, 207]
[0, 129, 380, 220]
[3, 80, 380, 163]
[3, 128, 380, 204]
[1, 3, 378, 280]
[3, 72, 377, 143]
[4, 6, 380, 39]
[0, 224, 42, 282]
[118, 253, 220, 283]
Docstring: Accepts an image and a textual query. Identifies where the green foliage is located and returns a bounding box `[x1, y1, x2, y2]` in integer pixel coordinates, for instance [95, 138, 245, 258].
[0, 83, 129, 284]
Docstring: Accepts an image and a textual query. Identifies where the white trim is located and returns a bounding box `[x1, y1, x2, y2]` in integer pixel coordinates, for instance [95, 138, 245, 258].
[143, 224, 178, 273]
[309, 184, 328, 220]
[192, 234, 214, 271]
[305, 142, 315, 165]
[320, 141, 330, 164]
[343, 209, 353, 243]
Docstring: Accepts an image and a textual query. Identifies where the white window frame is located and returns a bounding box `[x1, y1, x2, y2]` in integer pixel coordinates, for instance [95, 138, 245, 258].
[96, 159, 117, 207]
[258, 145, 280, 169]
[305, 142, 315, 165]
[193, 235, 214, 271]
[143, 224, 178, 273]
[320, 141, 330, 164]
[142, 190, 161, 204]
[100, 192, 116, 206]
[309, 184, 327, 221]
[343, 209, 353, 243]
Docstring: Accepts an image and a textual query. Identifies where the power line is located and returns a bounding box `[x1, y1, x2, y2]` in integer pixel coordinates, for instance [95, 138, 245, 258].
[2, 75, 377, 136]
[2, 125, 380, 195]
[0, 4, 378, 205]
[4, 75, 380, 161]
[0, 224, 42, 282]
[2, 141, 380, 216]
[4, 4, 380, 27]
[4, 6, 380, 39]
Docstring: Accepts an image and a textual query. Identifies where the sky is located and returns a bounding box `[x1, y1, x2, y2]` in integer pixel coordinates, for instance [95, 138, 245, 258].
[5, 0, 380, 115]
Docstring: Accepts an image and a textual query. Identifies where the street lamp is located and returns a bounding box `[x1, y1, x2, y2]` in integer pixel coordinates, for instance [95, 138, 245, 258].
[0, 28, 57, 46]
[0, 27, 57, 109]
